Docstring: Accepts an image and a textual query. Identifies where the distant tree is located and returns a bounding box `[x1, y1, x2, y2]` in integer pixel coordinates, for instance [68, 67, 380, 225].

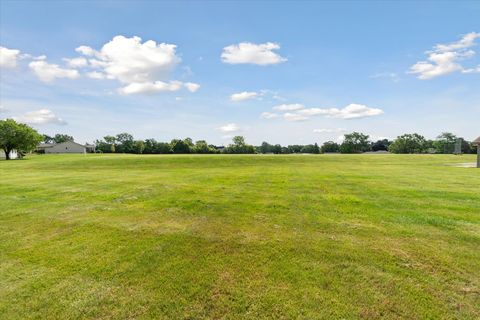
[321, 141, 340, 153]
[0, 119, 42, 160]
[116, 133, 134, 153]
[171, 139, 191, 154]
[389, 133, 428, 154]
[184, 138, 194, 148]
[371, 139, 392, 152]
[433, 132, 457, 154]
[143, 138, 157, 154]
[193, 140, 215, 154]
[287, 145, 303, 153]
[340, 132, 371, 153]
[462, 139, 475, 154]
[224, 136, 255, 154]
[313, 143, 320, 154]
[42, 134, 54, 143]
[260, 141, 272, 154]
[133, 140, 145, 154]
[53, 133, 74, 143]
[156, 142, 173, 154]
[103, 135, 116, 153]
[272, 144, 282, 154]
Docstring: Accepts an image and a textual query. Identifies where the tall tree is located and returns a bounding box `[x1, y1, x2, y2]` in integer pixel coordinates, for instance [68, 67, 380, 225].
[389, 133, 428, 154]
[53, 133, 74, 143]
[0, 119, 42, 160]
[340, 132, 371, 153]
[433, 132, 457, 154]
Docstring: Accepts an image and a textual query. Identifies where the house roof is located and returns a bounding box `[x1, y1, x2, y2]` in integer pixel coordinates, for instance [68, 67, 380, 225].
[38, 141, 87, 148]
[473, 136, 480, 146]
[38, 143, 55, 148]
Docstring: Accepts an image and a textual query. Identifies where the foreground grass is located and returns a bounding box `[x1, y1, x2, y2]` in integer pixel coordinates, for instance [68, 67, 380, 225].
[0, 154, 479, 319]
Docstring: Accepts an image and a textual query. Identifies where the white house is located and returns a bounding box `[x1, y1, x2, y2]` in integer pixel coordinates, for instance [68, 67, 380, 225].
[37, 141, 94, 154]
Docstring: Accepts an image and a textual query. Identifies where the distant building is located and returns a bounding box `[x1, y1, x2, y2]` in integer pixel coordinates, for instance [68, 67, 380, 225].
[37, 141, 95, 154]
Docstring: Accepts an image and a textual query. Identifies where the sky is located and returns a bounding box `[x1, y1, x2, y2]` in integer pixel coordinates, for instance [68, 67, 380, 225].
[0, 1, 479, 145]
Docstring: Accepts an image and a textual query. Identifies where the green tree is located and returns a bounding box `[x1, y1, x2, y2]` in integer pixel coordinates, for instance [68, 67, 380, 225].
[340, 132, 371, 153]
[389, 133, 428, 154]
[103, 135, 116, 153]
[433, 132, 457, 154]
[171, 139, 191, 153]
[42, 134, 54, 143]
[193, 140, 214, 154]
[0, 119, 42, 160]
[115, 133, 134, 153]
[224, 136, 255, 154]
[371, 139, 391, 151]
[53, 133, 74, 143]
[260, 141, 272, 154]
[321, 141, 340, 153]
[133, 140, 145, 154]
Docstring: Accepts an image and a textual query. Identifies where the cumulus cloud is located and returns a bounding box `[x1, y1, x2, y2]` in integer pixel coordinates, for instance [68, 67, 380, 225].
[0, 47, 21, 68]
[14, 109, 66, 125]
[0, 105, 7, 113]
[262, 103, 383, 121]
[230, 91, 258, 102]
[63, 57, 88, 68]
[260, 112, 280, 119]
[273, 103, 305, 111]
[284, 112, 308, 122]
[184, 82, 200, 92]
[29, 60, 79, 82]
[75, 35, 198, 95]
[119, 81, 182, 95]
[218, 123, 241, 133]
[86, 71, 107, 79]
[409, 32, 480, 79]
[221, 42, 287, 65]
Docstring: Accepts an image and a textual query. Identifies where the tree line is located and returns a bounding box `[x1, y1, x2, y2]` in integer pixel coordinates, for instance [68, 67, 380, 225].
[93, 131, 477, 155]
[0, 118, 478, 160]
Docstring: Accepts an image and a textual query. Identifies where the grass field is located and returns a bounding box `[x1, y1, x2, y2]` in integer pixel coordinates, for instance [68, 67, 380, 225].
[0, 154, 479, 319]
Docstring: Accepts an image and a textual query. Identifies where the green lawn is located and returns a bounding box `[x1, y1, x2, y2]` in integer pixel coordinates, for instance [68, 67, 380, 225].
[0, 154, 479, 319]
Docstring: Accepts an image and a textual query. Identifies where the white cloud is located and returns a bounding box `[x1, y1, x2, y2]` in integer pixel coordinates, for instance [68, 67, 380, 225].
[230, 91, 258, 102]
[86, 71, 107, 79]
[63, 57, 88, 68]
[14, 109, 66, 125]
[77, 35, 180, 84]
[75, 45, 96, 56]
[283, 112, 308, 122]
[313, 128, 346, 133]
[218, 123, 240, 133]
[119, 81, 184, 95]
[409, 32, 480, 79]
[29, 60, 79, 82]
[434, 32, 479, 52]
[263, 103, 383, 121]
[273, 103, 305, 111]
[318, 104, 384, 119]
[221, 42, 287, 65]
[260, 112, 280, 119]
[0, 105, 8, 113]
[76, 35, 198, 94]
[184, 82, 200, 92]
[0, 47, 21, 68]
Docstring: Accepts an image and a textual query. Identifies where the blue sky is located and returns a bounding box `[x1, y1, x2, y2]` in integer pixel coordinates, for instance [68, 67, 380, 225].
[1, 1, 479, 145]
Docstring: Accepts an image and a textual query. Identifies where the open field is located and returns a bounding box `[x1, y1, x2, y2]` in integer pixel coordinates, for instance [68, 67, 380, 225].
[1, 154, 479, 319]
